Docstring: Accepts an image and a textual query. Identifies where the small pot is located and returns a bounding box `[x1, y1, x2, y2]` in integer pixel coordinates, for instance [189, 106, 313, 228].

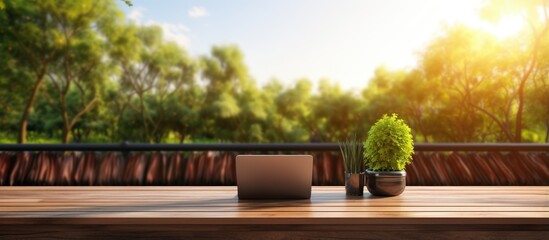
[345, 172, 365, 196]
[365, 169, 406, 196]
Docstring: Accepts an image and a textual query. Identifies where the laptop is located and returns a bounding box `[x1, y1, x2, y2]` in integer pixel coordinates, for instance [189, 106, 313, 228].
[236, 155, 313, 199]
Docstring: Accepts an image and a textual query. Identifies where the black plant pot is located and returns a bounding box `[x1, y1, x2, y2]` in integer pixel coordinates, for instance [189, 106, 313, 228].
[345, 172, 365, 196]
[365, 169, 406, 196]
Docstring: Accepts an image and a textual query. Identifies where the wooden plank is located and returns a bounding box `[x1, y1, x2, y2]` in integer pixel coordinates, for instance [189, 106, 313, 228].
[0, 206, 547, 212]
[0, 213, 547, 225]
[0, 186, 547, 225]
[0, 186, 547, 239]
[2, 193, 546, 199]
[1, 210, 548, 219]
[0, 187, 547, 206]
[1, 188, 547, 197]
[1, 190, 547, 196]
[1, 191, 546, 196]
[1, 202, 545, 208]
[0, 186, 547, 191]
[0, 224, 547, 240]
[0, 199, 546, 207]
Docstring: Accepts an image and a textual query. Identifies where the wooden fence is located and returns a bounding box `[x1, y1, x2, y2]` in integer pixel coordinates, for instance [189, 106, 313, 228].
[0, 143, 547, 186]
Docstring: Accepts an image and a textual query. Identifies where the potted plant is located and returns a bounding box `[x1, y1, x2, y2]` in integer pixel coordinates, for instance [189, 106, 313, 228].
[363, 114, 414, 196]
[339, 133, 364, 196]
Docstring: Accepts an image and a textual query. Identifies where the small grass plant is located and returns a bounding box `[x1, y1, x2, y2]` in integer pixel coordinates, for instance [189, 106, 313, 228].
[339, 133, 364, 174]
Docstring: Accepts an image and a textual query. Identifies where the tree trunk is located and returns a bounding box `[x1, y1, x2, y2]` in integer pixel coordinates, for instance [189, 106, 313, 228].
[138, 93, 149, 142]
[18, 66, 47, 143]
[62, 128, 71, 143]
[178, 131, 185, 143]
[60, 98, 97, 143]
[514, 79, 526, 143]
[515, 7, 548, 142]
[422, 131, 429, 143]
[61, 100, 71, 143]
[545, 119, 549, 143]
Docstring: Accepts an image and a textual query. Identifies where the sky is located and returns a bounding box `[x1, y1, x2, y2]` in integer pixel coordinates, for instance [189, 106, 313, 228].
[118, 0, 521, 92]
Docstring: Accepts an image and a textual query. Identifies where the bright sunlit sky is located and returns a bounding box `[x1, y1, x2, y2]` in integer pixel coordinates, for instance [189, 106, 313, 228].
[119, 0, 523, 91]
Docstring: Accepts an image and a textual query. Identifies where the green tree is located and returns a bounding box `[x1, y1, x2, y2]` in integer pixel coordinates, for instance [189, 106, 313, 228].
[164, 84, 203, 143]
[235, 79, 268, 142]
[422, 26, 515, 142]
[1, 0, 63, 143]
[200, 45, 252, 141]
[274, 79, 314, 142]
[116, 25, 197, 143]
[260, 79, 289, 142]
[524, 32, 549, 142]
[362, 67, 406, 122]
[1, 0, 122, 143]
[480, 0, 549, 142]
[118, 26, 163, 142]
[146, 42, 197, 143]
[312, 80, 363, 142]
[101, 23, 139, 142]
[41, 0, 121, 143]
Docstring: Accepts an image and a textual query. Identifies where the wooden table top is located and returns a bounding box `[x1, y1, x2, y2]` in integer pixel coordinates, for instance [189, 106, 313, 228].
[0, 186, 548, 225]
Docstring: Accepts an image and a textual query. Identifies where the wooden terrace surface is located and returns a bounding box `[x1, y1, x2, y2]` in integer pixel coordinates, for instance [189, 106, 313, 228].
[0, 186, 548, 239]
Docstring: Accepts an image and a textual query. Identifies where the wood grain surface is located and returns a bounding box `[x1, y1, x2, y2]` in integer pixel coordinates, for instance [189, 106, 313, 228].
[2, 151, 548, 186]
[0, 186, 547, 239]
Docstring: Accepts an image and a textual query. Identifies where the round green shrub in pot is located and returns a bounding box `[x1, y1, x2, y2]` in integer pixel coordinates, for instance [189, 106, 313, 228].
[363, 114, 414, 196]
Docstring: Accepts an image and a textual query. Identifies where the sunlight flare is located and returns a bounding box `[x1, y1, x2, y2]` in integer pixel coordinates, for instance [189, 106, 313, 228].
[481, 15, 526, 40]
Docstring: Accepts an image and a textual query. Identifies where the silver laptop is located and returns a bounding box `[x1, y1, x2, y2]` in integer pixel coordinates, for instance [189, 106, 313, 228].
[236, 155, 313, 199]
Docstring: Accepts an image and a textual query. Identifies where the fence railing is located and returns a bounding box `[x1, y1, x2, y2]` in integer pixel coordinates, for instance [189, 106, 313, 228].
[0, 143, 547, 186]
[0, 143, 547, 152]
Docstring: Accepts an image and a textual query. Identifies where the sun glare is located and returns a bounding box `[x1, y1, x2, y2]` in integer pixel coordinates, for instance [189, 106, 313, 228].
[481, 15, 526, 40]
[439, 1, 526, 41]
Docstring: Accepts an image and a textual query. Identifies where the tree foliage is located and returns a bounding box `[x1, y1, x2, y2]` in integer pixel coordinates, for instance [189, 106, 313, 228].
[0, 0, 548, 143]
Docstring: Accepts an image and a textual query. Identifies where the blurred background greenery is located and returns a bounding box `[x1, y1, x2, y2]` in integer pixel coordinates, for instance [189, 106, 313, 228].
[0, 0, 548, 143]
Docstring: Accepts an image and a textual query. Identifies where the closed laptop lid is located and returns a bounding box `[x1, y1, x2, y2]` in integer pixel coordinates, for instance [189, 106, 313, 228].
[236, 155, 313, 199]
